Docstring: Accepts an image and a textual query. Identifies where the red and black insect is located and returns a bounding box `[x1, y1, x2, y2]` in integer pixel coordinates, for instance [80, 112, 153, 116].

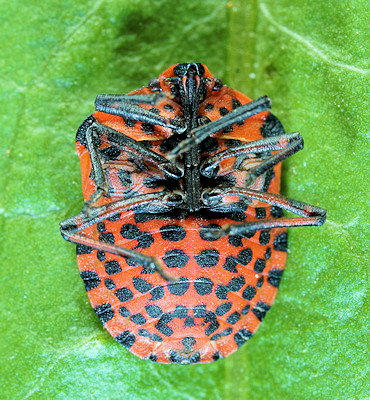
[60, 63, 326, 364]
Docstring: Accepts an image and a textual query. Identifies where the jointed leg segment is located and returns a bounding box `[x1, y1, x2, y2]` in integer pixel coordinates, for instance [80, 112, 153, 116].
[168, 96, 272, 160]
[200, 132, 303, 179]
[61, 100, 187, 281]
[89, 122, 184, 179]
[63, 89, 325, 281]
[202, 186, 326, 239]
[95, 93, 185, 132]
[60, 191, 181, 281]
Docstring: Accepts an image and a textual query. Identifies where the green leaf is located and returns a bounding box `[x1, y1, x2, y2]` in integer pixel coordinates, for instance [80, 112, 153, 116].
[1, 1, 367, 399]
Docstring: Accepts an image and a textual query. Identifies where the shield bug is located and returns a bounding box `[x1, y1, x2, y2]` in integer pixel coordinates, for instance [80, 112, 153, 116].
[60, 63, 326, 364]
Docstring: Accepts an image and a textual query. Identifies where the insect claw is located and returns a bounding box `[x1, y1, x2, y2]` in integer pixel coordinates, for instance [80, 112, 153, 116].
[59, 217, 79, 234]
[201, 187, 225, 207]
[163, 190, 185, 207]
[160, 163, 184, 179]
[316, 213, 327, 225]
[200, 163, 219, 178]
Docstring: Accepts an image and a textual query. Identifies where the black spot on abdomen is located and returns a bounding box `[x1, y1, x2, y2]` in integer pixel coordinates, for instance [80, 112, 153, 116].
[160, 224, 186, 241]
[274, 232, 288, 252]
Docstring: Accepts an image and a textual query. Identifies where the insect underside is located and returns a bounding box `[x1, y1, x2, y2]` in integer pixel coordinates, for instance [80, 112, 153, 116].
[60, 63, 326, 364]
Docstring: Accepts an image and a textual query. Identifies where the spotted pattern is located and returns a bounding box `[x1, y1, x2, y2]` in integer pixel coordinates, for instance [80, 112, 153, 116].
[242, 285, 257, 300]
[195, 249, 220, 268]
[132, 277, 152, 293]
[104, 278, 116, 290]
[130, 313, 147, 325]
[168, 277, 190, 295]
[274, 232, 288, 252]
[268, 269, 284, 287]
[253, 259, 266, 273]
[193, 277, 213, 295]
[74, 63, 295, 364]
[252, 302, 271, 321]
[215, 302, 232, 316]
[119, 306, 130, 317]
[80, 271, 100, 291]
[115, 331, 136, 348]
[76, 244, 93, 255]
[105, 260, 122, 275]
[120, 224, 154, 249]
[99, 232, 115, 244]
[145, 304, 163, 318]
[259, 231, 270, 245]
[150, 286, 165, 301]
[94, 303, 114, 323]
[163, 249, 189, 268]
[115, 287, 134, 302]
[160, 224, 186, 241]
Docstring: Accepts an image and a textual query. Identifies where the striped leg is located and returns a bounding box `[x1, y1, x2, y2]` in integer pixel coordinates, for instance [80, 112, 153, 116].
[201, 187, 326, 239]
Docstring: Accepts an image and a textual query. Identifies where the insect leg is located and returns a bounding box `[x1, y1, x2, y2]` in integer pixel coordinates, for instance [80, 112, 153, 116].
[96, 93, 166, 106]
[200, 132, 302, 178]
[167, 96, 272, 159]
[201, 187, 326, 239]
[82, 120, 109, 208]
[60, 191, 182, 281]
[95, 93, 185, 132]
[91, 122, 184, 179]
[73, 122, 184, 281]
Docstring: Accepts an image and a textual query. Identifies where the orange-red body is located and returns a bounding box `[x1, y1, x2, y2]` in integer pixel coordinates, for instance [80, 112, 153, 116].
[75, 64, 289, 363]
